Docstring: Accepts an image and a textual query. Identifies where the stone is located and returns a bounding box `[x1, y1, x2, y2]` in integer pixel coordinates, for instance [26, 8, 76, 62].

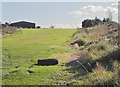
[37, 59, 58, 66]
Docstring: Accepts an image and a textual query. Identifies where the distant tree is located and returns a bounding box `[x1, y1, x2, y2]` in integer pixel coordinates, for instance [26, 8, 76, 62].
[94, 17, 102, 25]
[102, 18, 111, 24]
[82, 17, 102, 28]
[106, 18, 111, 23]
[103, 18, 106, 23]
[82, 19, 91, 28]
[50, 25, 54, 28]
[36, 26, 41, 28]
[5, 22, 9, 26]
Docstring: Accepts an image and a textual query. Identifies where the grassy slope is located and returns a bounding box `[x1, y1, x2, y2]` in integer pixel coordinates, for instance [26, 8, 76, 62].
[2, 28, 76, 85]
[67, 24, 119, 85]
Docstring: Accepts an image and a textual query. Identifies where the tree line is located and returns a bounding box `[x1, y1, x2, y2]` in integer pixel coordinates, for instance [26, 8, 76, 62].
[82, 17, 111, 28]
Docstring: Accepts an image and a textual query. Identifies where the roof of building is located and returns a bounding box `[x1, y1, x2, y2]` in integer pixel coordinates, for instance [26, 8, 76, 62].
[10, 21, 35, 24]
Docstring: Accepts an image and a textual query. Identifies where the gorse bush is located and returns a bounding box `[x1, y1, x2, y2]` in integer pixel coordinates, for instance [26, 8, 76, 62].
[2, 26, 22, 36]
[82, 17, 102, 28]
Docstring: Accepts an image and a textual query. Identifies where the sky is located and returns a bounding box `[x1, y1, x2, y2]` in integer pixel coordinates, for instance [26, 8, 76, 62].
[1, 1, 119, 28]
[1, 0, 120, 2]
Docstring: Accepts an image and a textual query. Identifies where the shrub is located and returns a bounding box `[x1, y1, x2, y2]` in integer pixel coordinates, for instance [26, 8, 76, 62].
[82, 17, 102, 28]
[2, 26, 21, 35]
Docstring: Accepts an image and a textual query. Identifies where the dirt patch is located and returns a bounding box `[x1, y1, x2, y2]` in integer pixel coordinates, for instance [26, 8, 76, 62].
[66, 51, 85, 66]
[53, 52, 74, 63]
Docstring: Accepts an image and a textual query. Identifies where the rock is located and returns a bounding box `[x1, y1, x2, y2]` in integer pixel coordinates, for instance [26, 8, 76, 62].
[37, 59, 58, 66]
[71, 39, 85, 47]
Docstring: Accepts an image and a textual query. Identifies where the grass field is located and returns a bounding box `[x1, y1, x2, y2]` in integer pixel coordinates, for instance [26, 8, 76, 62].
[2, 28, 76, 85]
[2, 26, 119, 86]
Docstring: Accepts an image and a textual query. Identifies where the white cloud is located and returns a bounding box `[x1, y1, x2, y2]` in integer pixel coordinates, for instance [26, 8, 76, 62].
[68, 5, 104, 16]
[41, 24, 77, 28]
[68, 3, 118, 17]
[111, 3, 118, 8]
[54, 24, 77, 28]
[105, 6, 118, 15]
[83, 5, 103, 13]
[69, 10, 83, 15]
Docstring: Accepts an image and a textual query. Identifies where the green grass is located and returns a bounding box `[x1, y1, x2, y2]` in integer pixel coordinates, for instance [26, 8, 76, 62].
[2, 28, 76, 85]
[2, 25, 119, 85]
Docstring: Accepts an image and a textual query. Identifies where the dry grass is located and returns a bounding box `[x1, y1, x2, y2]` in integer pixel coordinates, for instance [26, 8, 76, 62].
[67, 23, 119, 86]
[2, 26, 22, 37]
[81, 61, 120, 86]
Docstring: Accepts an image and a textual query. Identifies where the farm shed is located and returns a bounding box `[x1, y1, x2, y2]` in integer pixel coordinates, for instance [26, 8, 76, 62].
[10, 21, 35, 28]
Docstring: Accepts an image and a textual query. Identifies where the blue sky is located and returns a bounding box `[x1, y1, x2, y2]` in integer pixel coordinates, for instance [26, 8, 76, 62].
[2, 2, 118, 28]
[1, 0, 119, 2]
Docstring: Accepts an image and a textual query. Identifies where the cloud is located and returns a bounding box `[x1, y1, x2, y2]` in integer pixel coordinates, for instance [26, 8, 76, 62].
[111, 3, 118, 8]
[83, 5, 103, 13]
[106, 4, 118, 15]
[41, 24, 77, 28]
[69, 10, 83, 15]
[68, 3, 118, 17]
[54, 24, 77, 28]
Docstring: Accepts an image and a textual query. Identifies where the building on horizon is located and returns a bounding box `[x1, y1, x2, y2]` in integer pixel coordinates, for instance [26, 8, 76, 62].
[10, 21, 35, 28]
